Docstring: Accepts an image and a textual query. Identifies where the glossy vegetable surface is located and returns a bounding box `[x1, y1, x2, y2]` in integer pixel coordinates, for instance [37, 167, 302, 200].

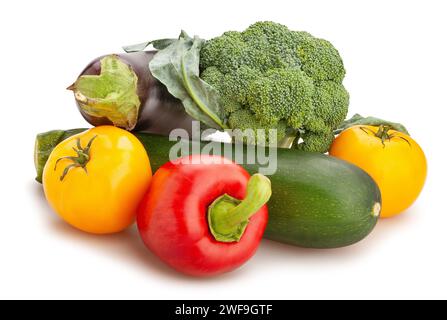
[43, 126, 152, 234]
[69, 52, 195, 135]
[330, 125, 427, 218]
[137, 155, 270, 276]
[36, 130, 381, 248]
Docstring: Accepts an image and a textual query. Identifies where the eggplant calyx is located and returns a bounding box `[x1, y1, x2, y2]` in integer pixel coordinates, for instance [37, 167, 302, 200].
[68, 55, 140, 130]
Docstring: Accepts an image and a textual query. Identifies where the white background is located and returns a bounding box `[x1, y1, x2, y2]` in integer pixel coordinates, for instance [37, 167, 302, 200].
[0, 0, 446, 300]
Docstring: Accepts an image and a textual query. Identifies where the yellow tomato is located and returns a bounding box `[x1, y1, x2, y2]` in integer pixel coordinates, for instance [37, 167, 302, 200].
[329, 125, 427, 218]
[43, 126, 152, 234]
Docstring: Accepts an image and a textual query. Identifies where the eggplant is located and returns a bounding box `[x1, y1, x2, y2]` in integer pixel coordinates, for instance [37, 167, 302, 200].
[68, 51, 195, 135]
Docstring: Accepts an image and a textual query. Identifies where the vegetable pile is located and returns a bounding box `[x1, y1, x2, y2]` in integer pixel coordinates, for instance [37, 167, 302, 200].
[34, 21, 427, 277]
[125, 22, 349, 151]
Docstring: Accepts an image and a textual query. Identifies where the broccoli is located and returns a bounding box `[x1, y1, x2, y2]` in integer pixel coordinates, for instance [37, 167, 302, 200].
[200, 21, 349, 152]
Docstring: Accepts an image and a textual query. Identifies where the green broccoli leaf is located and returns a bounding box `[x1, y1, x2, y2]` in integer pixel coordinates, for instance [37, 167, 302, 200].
[335, 114, 409, 135]
[180, 37, 227, 129]
[123, 39, 176, 52]
[123, 32, 226, 130]
[123, 31, 192, 52]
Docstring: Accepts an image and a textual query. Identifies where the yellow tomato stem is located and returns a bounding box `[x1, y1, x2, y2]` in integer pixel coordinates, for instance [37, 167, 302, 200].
[54, 135, 97, 181]
[361, 125, 412, 148]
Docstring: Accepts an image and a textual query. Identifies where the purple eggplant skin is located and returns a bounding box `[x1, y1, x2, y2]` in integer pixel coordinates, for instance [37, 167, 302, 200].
[71, 51, 195, 136]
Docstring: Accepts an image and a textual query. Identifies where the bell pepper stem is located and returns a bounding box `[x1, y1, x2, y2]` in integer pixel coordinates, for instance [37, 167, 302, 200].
[208, 174, 272, 243]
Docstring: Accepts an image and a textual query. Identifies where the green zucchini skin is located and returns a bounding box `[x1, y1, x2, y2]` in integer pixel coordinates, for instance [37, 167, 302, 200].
[248, 148, 382, 248]
[35, 130, 381, 248]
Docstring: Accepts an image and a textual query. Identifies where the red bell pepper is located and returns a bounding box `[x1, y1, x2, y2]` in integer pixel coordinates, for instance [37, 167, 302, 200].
[137, 155, 271, 277]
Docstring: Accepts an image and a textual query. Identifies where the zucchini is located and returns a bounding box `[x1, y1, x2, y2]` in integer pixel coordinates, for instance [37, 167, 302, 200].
[35, 129, 381, 248]
[249, 149, 381, 248]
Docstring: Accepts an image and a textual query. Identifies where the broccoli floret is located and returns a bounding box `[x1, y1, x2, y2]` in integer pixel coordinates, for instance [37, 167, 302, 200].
[200, 21, 349, 152]
[246, 68, 314, 128]
[295, 35, 346, 82]
[296, 129, 335, 153]
[223, 66, 262, 104]
[200, 66, 224, 91]
[200, 31, 247, 74]
[228, 109, 287, 146]
[242, 22, 302, 70]
[312, 81, 349, 128]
